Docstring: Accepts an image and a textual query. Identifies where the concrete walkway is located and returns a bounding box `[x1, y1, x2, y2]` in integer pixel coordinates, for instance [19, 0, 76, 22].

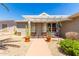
[26, 38, 52, 56]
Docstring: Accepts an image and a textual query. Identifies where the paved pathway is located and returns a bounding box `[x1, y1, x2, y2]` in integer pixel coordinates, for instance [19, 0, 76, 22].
[26, 38, 52, 56]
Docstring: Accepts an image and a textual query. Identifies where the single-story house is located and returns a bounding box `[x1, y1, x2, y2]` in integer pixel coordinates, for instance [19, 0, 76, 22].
[0, 12, 79, 37]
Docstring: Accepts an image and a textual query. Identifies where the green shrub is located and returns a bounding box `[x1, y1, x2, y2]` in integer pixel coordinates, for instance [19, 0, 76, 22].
[59, 39, 79, 56]
[73, 40, 79, 56]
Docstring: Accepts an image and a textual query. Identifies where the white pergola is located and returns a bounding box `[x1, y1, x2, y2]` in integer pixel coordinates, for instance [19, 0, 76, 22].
[22, 13, 70, 37]
[23, 12, 69, 22]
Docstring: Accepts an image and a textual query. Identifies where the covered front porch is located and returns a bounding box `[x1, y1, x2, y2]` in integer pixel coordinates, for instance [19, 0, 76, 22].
[30, 22, 61, 38]
[15, 21, 62, 38]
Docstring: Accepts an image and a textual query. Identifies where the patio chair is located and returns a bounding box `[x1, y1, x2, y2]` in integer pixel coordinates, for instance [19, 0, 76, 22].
[16, 32, 21, 36]
[31, 32, 36, 38]
[42, 32, 47, 38]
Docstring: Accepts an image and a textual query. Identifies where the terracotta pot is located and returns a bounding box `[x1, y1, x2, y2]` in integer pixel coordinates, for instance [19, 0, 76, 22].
[24, 37, 30, 42]
[46, 36, 51, 42]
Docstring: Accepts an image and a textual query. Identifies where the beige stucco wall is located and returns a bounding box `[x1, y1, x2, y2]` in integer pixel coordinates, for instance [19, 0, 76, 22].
[61, 18, 79, 34]
[31, 23, 35, 32]
[16, 22, 28, 36]
[16, 28, 26, 36]
[0, 20, 15, 33]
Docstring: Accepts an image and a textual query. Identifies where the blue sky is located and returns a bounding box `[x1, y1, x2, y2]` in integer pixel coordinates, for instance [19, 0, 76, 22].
[0, 3, 79, 20]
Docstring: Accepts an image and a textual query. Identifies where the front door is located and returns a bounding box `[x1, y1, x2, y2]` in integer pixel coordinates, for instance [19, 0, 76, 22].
[35, 23, 42, 37]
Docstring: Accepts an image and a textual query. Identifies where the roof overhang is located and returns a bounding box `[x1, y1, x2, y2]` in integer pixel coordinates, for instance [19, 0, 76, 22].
[15, 20, 28, 23]
[69, 13, 79, 19]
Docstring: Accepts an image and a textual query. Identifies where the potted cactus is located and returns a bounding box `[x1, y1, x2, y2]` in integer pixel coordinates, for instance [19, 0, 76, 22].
[46, 35, 51, 42]
[24, 27, 30, 42]
[46, 31, 52, 42]
[24, 36, 30, 42]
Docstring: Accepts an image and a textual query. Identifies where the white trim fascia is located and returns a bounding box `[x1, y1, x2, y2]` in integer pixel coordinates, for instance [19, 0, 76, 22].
[22, 15, 70, 19]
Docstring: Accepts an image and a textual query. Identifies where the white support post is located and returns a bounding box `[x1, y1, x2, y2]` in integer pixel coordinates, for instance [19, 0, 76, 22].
[55, 17, 57, 36]
[51, 23, 52, 36]
[28, 21, 31, 37]
[43, 23, 47, 33]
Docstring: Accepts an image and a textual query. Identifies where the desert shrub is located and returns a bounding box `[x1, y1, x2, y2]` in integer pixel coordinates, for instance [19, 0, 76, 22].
[73, 40, 79, 56]
[59, 39, 79, 56]
[65, 32, 79, 40]
[59, 31, 65, 38]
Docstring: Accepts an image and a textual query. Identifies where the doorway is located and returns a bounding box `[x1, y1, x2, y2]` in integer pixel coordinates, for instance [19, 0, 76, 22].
[35, 23, 43, 38]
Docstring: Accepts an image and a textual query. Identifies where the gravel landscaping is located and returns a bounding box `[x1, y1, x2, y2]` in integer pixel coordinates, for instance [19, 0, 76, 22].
[47, 38, 66, 56]
[0, 35, 31, 56]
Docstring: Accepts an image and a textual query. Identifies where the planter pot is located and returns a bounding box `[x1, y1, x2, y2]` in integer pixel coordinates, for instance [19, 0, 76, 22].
[24, 37, 30, 42]
[46, 36, 51, 42]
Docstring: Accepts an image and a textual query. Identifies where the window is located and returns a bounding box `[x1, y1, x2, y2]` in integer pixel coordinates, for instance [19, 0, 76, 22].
[16, 23, 26, 28]
[2, 24, 7, 29]
[52, 23, 56, 27]
[47, 23, 56, 32]
[47, 23, 51, 32]
[52, 23, 56, 32]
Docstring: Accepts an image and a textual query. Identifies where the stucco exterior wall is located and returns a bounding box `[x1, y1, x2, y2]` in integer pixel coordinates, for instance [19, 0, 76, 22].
[16, 22, 28, 36]
[0, 20, 15, 33]
[61, 18, 79, 34]
[31, 23, 35, 32]
[16, 28, 26, 36]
